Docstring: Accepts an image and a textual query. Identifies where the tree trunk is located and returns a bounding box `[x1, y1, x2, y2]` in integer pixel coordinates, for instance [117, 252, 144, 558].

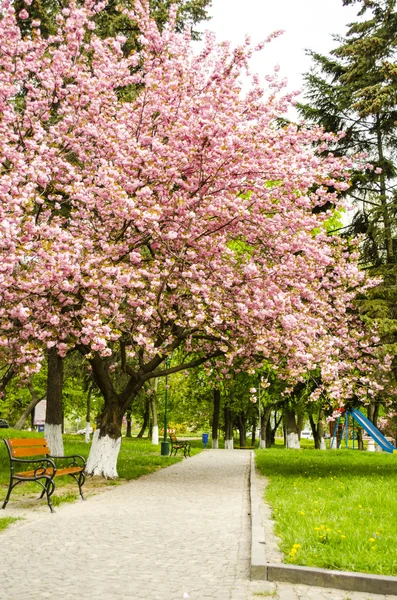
[137, 401, 150, 438]
[14, 383, 44, 430]
[297, 413, 304, 439]
[251, 419, 256, 447]
[224, 405, 234, 449]
[151, 379, 159, 445]
[357, 427, 364, 450]
[85, 386, 92, 444]
[212, 388, 220, 449]
[86, 398, 124, 478]
[45, 347, 64, 456]
[309, 412, 326, 450]
[367, 403, 379, 427]
[125, 410, 132, 438]
[237, 413, 246, 448]
[285, 409, 300, 449]
[376, 121, 394, 263]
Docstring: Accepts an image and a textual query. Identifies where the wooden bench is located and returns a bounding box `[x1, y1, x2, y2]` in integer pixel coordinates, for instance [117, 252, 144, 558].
[2, 438, 86, 513]
[169, 433, 191, 458]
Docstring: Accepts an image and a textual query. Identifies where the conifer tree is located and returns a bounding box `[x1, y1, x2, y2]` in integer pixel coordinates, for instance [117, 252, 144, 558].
[299, 0, 397, 411]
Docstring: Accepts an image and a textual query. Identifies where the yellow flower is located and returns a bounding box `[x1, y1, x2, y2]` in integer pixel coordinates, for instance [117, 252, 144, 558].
[371, 546, 377, 551]
[314, 527, 321, 531]
[358, 504, 362, 508]
[299, 511, 305, 516]
[292, 544, 301, 549]
[326, 528, 332, 533]
[341, 535, 346, 539]
[369, 538, 375, 543]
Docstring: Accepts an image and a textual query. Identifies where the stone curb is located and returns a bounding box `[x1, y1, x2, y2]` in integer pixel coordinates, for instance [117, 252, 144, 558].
[249, 451, 397, 594]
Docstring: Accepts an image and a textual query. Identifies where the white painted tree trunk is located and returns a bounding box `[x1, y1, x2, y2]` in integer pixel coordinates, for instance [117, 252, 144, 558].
[85, 429, 121, 478]
[375, 443, 382, 452]
[287, 432, 300, 449]
[212, 438, 219, 449]
[259, 439, 266, 449]
[224, 439, 234, 450]
[367, 439, 375, 452]
[152, 425, 159, 445]
[44, 423, 64, 456]
[320, 437, 326, 450]
[85, 421, 91, 444]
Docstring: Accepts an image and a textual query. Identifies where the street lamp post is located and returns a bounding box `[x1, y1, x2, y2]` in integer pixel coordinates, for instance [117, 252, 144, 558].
[160, 356, 171, 456]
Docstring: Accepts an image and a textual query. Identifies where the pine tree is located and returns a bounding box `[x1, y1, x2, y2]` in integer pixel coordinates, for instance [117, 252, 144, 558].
[299, 0, 397, 399]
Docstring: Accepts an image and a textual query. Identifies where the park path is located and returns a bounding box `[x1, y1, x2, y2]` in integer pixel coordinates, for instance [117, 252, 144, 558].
[1, 449, 397, 600]
[0, 450, 251, 600]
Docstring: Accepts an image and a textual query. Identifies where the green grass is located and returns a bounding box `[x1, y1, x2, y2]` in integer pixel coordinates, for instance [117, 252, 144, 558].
[0, 516, 18, 531]
[256, 447, 397, 576]
[0, 429, 202, 524]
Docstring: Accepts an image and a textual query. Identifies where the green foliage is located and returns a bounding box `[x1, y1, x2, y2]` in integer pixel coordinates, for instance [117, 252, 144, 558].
[256, 447, 397, 575]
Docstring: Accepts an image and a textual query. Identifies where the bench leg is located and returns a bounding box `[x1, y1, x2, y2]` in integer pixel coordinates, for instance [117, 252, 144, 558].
[2, 475, 14, 509]
[70, 471, 86, 500]
[45, 479, 56, 513]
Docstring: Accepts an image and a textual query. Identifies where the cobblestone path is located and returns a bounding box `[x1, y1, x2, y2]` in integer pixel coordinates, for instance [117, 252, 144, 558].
[1, 450, 396, 600]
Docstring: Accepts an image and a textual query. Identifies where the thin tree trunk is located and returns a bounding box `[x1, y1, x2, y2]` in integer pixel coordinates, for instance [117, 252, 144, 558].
[212, 388, 220, 449]
[125, 410, 132, 437]
[85, 386, 92, 444]
[14, 383, 43, 430]
[45, 347, 64, 456]
[376, 121, 394, 263]
[224, 405, 234, 449]
[137, 401, 150, 438]
[251, 419, 256, 447]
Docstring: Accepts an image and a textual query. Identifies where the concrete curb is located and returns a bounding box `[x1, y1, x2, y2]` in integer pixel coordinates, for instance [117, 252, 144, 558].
[249, 451, 397, 594]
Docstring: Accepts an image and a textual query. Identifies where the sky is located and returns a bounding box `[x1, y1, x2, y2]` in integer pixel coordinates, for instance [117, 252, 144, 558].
[197, 0, 360, 101]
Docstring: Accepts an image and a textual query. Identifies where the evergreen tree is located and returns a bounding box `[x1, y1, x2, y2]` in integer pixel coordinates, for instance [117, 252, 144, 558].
[299, 0, 397, 401]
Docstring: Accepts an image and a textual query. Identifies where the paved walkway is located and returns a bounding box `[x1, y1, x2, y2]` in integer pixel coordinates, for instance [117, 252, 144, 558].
[0, 450, 396, 600]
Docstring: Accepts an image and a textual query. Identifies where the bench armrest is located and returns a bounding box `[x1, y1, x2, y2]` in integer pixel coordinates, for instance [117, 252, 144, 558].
[49, 454, 86, 469]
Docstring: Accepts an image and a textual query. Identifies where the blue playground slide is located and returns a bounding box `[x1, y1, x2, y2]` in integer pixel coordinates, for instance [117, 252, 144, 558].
[350, 409, 396, 454]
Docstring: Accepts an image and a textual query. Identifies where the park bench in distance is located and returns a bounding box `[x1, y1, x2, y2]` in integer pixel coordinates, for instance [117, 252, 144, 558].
[2, 438, 86, 513]
[169, 433, 191, 458]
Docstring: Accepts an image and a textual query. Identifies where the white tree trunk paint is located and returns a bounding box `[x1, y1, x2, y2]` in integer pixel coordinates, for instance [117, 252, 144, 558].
[367, 438, 375, 452]
[320, 437, 326, 450]
[224, 439, 234, 450]
[375, 443, 382, 452]
[85, 429, 121, 478]
[287, 432, 300, 449]
[152, 425, 159, 445]
[212, 438, 219, 449]
[85, 421, 91, 444]
[44, 423, 64, 456]
[259, 439, 266, 449]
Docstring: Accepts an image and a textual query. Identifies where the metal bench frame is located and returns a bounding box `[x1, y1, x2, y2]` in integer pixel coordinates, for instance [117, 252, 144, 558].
[169, 433, 191, 458]
[2, 438, 86, 513]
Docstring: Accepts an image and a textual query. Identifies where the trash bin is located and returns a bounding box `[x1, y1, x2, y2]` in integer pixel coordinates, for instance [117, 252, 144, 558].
[202, 433, 209, 448]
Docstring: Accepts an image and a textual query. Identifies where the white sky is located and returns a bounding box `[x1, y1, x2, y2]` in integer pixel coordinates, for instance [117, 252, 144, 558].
[198, 0, 360, 101]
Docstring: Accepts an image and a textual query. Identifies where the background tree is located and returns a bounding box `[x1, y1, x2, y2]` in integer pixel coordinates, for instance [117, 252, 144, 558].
[299, 0, 397, 423]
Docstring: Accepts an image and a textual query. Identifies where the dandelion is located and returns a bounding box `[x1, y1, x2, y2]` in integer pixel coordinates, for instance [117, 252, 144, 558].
[299, 511, 305, 516]
[369, 537, 375, 543]
[341, 535, 346, 539]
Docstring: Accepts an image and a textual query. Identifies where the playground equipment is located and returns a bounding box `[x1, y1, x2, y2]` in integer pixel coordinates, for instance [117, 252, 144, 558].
[330, 408, 397, 454]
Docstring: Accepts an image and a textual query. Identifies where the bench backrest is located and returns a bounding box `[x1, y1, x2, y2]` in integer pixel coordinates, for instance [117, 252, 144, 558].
[4, 438, 50, 459]
[169, 433, 177, 443]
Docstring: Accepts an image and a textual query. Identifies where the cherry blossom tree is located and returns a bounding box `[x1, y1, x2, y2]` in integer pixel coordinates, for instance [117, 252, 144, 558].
[0, 0, 388, 475]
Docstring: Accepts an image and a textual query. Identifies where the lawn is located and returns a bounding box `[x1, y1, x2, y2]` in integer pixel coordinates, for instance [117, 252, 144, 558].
[0, 429, 202, 529]
[256, 446, 397, 576]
